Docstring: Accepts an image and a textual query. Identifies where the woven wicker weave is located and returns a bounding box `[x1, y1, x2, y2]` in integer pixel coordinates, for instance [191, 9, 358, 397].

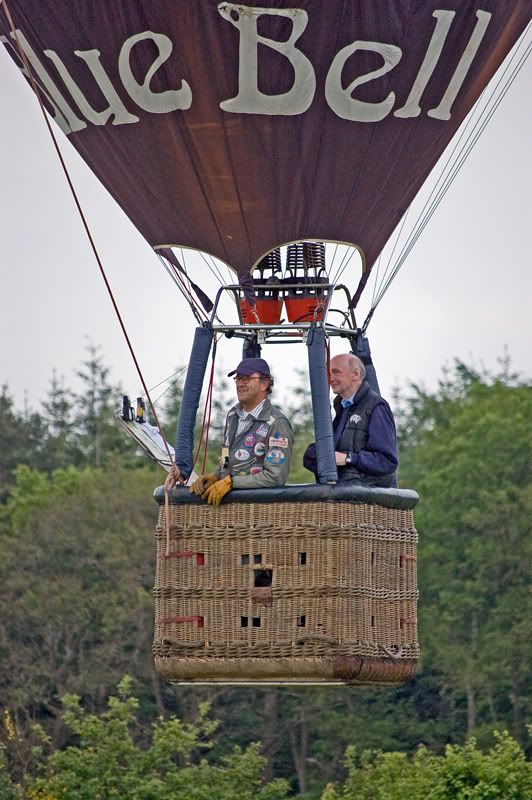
[153, 496, 418, 684]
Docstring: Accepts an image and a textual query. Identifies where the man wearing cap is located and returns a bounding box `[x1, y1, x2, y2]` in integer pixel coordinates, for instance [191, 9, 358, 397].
[303, 353, 398, 487]
[167, 358, 293, 506]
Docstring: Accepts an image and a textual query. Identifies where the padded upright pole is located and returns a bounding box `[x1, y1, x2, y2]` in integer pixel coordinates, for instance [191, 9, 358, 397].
[353, 332, 380, 395]
[174, 324, 214, 478]
[242, 337, 261, 359]
[307, 324, 338, 484]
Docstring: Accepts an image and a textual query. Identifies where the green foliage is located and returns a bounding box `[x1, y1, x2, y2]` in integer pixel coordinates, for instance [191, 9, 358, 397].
[0, 463, 161, 761]
[0, 384, 47, 502]
[1, 464, 82, 532]
[26, 679, 289, 800]
[74, 342, 136, 468]
[0, 749, 20, 800]
[324, 731, 532, 800]
[397, 368, 532, 742]
[1, 354, 531, 798]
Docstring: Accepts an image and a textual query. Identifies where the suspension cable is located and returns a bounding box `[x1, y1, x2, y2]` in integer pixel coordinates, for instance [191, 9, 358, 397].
[150, 366, 189, 407]
[156, 253, 206, 324]
[362, 23, 531, 329]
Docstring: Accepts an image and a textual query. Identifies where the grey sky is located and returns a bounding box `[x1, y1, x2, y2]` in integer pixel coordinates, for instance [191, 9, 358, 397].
[1, 34, 531, 420]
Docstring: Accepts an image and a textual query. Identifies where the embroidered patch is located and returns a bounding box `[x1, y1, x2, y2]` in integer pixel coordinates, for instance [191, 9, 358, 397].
[219, 446, 229, 467]
[266, 448, 286, 465]
[269, 436, 289, 448]
[250, 466, 263, 476]
[350, 414, 362, 424]
[254, 442, 266, 457]
[256, 423, 269, 437]
[244, 433, 256, 447]
[234, 448, 250, 462]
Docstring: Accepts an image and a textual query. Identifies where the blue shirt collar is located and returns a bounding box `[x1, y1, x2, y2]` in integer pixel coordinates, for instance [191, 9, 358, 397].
[340, 394, 356, 408]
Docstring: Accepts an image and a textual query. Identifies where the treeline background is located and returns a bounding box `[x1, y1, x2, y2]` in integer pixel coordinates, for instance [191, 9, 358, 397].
[0, 346, 530, 798]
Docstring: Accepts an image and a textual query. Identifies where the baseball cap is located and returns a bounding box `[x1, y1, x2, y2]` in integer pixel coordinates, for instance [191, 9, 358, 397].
[227, 358, 271, 378]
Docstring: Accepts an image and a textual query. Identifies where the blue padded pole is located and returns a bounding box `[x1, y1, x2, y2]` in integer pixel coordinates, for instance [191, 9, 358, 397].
[353, 332, 380, 394]
[174, 324, 214, 478]
[307, 324, 338, 484]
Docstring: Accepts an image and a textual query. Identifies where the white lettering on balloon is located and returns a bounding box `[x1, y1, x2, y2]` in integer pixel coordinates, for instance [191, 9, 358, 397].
[394, 10, 456, 118]
[218, 3, 316, 115]
[4, 6, 494, 132]
[428, 10, 492, 120]
[325, 41, 402, 122]
[3, 30, 86, 133]
[45, 47, 139, 125]
[118, 32, 192, 113]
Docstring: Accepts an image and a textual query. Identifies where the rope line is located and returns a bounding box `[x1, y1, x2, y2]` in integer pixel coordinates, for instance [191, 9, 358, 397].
[191, 338, 218, 477]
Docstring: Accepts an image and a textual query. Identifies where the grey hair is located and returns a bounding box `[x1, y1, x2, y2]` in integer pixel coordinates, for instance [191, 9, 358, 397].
[260, 374, 274, 395]
[348, 354, 366, 380]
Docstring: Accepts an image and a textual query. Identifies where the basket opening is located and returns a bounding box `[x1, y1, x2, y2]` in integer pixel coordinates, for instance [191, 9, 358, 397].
[254, 568, 273, 587]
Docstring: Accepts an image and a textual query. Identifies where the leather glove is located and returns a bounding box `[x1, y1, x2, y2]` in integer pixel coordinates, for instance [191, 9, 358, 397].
[189, 473, 218, 496]
[203, 476, 233, 506]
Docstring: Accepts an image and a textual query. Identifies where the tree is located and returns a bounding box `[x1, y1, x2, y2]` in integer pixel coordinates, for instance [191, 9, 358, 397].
[0, 464, 161, 756]
[0, 385, 46, 502]
[395, 362, 532, 743]
[25, 677, 289, 800]
[41, 370, 81, 471]
[323, 731, 532, 800]
[74, 342, 133, 467]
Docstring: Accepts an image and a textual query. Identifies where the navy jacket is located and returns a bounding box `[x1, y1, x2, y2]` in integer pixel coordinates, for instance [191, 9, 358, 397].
[304, 381, 398, 487]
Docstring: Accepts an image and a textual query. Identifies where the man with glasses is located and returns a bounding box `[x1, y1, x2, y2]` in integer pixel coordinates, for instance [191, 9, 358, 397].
[189, 357, 293, 505]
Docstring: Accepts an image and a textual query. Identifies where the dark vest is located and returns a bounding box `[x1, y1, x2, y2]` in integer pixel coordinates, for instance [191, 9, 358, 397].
[334, 381, 396, 488]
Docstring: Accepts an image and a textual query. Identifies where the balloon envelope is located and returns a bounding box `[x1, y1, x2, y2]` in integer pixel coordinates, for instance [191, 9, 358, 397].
[1, 0, 529, 295]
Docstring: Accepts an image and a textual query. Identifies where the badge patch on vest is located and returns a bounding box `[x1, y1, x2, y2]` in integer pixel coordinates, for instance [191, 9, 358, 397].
[219, 446, 229, 467]
[235, 448, 251, 462]
[250, 466, 263, 475]
[255, 423, 269, 438]
[350, 414, 362, 424]
[254, 442, 266, 457]
[269, 435, 288, 448]
[244, 433, 256, 447]
[266, 448, 286, 465]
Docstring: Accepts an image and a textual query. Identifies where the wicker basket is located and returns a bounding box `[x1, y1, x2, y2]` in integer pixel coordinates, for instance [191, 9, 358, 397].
[153, 486, 419, 685]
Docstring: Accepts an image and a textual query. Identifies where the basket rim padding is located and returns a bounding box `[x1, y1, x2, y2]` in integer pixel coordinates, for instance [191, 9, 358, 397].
[155, 482, 419, 510]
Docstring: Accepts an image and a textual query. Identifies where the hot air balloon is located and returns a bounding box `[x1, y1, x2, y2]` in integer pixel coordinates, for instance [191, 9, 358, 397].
[2, 0, 530, 684]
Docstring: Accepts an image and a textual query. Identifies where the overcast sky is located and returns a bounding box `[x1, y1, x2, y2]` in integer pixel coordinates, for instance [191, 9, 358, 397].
[1, 33, 531, 423]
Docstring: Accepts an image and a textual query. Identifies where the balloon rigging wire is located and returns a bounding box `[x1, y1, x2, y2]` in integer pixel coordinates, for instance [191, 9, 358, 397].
[329, 245, 360, 287]
[180, 247, 194, 297]
[206, 253, 238, 303]
[362, 25, 531, 330]
[369, 252, 383, 310]
[198, 249, 228, 287]
[328, 242, 340, 278]
[156, 253, 206, 324]
[370, 204, 412, 307]
[0, 0, 175, 467]
[150, 366, 189, 408]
